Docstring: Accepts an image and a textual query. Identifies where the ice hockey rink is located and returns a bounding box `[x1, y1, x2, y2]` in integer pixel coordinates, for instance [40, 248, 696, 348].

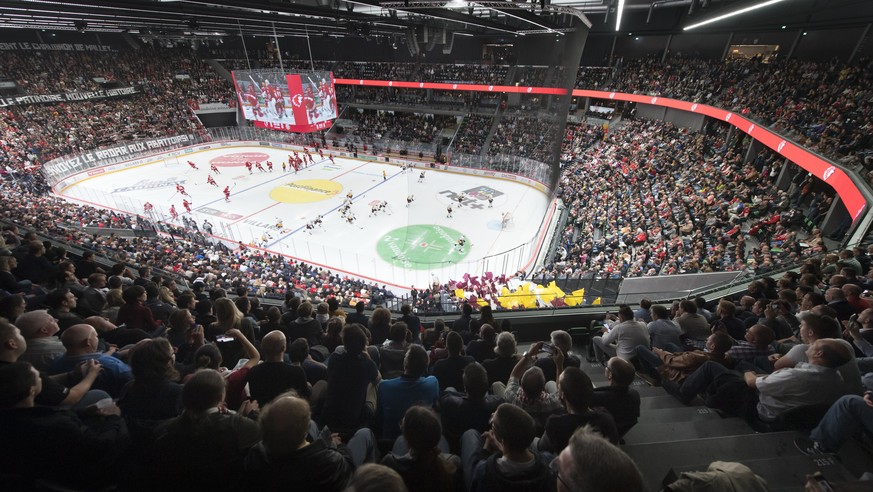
[56, 145, 555, 289]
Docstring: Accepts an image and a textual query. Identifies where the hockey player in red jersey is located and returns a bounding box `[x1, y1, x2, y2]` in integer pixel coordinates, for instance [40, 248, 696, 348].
[223, 186, 231, 202]
[182, 199, 192, 213]
[207, 175, 218, 187]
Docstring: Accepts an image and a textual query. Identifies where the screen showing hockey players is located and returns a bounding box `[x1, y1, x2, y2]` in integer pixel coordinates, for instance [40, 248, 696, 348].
[232, 70, 336, 133]
[293, 72, 338, 126]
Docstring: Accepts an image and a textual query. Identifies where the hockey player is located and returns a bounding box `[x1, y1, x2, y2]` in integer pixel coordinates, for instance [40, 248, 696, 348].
[305, 221, 315, 234]
[406, 195, 414, 207]
[267, 161, 273, 172]
[318, 149, 324, 159]
[143, 202, 154, 214]
[223, 186, 231, 202]
[382, 170, 387, 181]
[182, 199, 192, 213]
[457, 235, 466, 253]
[282, 161, 287, 173]
[488, 196, 494, 208]
[457, 193, 464, 208]
[187, 160, 199, 170]
[275, 218, 283, 230]
[328, 155, 335, 164]
[370, 203, 379, 217]
[245, 161, 253, 174]
[308, 153, 315, 165]
[207, 175, 218, 187]
[176, 184, 190, 197]
[314, 215, 323, 228]
[255, 161, 266, 172]
[418, 171, 425, 183]
[446, 205, 453, 218]
[210, 162, 221, 174]
[169, 205, 179, 221]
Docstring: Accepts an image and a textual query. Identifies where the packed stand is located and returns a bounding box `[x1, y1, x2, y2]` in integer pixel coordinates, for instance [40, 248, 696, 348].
[0, 46, 239, 173]
[487, 115, 560, 162]
[342, 109, 455, 144]
[540, 118, 824, 279]
[333, 61, 416, 81]
[420, 63, 509, 85]
[450, 114, 493, 156]
[0, 47, 234, 104]
[574, 66, 615, 90]
[592, 56, 873, 176]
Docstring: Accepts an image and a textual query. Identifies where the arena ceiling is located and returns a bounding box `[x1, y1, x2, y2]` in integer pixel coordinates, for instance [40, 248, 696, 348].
[0, 0, 871, 39]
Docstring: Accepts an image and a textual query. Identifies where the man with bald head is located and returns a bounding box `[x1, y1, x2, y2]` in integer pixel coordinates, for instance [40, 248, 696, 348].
[246, 330, 310, 405]
[49, 324, 132, 397]
[245, 395, 370, 490]
[15, 309, 65, 371]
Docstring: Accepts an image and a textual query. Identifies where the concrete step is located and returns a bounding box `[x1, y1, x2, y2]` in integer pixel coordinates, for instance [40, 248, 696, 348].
[636, 406, 723, 424]
[639, 395, 702, 411]
[623, 431, 811, 492]
[621, 417, 755, 445]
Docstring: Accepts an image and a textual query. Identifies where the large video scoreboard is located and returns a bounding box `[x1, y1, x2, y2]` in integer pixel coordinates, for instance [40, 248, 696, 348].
[232, 69, 338, 133]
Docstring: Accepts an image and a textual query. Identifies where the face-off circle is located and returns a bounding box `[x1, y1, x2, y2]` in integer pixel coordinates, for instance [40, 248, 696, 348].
[270, 179, 343, 203]
[209, 152, 270, 168]
[377, 225, 469, 270]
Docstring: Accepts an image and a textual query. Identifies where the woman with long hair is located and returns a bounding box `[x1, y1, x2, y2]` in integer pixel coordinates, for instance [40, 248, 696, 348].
[208, 297, 256, 343]
[381, 406, 462, 491]
[368, 307, 393, 346]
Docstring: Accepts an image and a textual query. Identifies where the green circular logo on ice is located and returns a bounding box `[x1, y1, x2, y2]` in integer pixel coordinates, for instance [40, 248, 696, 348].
[377, 225, 469, 270]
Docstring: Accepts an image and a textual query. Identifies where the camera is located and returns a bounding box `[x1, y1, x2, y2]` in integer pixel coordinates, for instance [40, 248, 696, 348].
[542, 343, 555, 355]
[215, 335, 234, 343]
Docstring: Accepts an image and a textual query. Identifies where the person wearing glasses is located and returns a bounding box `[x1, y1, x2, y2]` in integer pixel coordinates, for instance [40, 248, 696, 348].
[552, 426, 644, 492]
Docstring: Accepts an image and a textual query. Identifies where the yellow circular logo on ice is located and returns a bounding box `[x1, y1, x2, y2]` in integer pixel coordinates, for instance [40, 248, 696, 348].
[270, 179, 343, 203]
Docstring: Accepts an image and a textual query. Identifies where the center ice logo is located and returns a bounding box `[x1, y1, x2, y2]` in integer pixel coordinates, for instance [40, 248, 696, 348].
[269, 179, 343, 203]
[377, 225, 469, 269]
[438, 185, 504, 209]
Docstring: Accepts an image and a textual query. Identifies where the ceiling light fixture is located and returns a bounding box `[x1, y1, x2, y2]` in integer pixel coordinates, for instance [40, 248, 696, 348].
[684, 0, 789, 30]
[615, 0, 625, 31]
